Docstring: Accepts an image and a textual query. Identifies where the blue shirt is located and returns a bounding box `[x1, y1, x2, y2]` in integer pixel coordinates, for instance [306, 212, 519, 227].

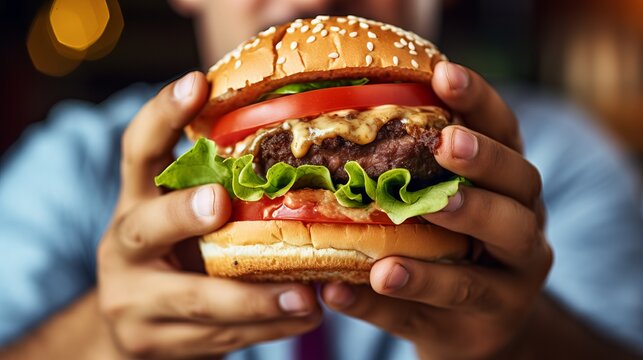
[1, 83, 642, 358]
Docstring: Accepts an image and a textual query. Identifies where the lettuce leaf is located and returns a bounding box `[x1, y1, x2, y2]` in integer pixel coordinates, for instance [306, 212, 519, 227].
[155, 138, 465, 224]
[258, 78, 369, 101]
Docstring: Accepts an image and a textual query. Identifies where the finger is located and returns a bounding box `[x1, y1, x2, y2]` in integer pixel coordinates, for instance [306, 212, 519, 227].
[322, 283, 424, 340]
[116, 314, 322, 359]
[432, 61, 522, 152]
[370, 257, 505, 312]
[142, 274, 320, 324]
[422, 187, 550, 270]
[113, 184, 231, 260]
[436, 125, 542, 209]
[120, 71, 209, 203]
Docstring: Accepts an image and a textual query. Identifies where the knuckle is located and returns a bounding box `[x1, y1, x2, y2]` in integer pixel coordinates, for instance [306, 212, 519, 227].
[514, 211, 540, 257]
[450, 273, 478, 307]
[179, 285, 212, 320]
[114, 212, 147, 255]
[244, 294, 274, 320]
[416, 272, 439, 299]
[208, 326, 243, 353]
[526, 164, 543, 205]
[486, 139, 505, 172]
[99, 295, 128, 322]
[116, 324, 157, 359]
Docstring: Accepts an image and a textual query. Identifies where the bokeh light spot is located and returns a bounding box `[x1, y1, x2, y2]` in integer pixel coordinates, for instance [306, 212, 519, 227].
[49, 0, 110, 51]
[27, 7, 81, 77]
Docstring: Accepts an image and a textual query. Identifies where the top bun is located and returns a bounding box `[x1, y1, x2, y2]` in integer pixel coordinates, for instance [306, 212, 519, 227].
[187, 15, 447, 140]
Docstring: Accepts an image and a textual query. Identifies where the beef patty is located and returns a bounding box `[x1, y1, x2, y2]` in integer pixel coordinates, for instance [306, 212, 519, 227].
[255, 120, 453, 188]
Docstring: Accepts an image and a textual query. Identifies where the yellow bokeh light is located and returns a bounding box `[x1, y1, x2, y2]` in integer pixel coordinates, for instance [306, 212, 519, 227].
[27, 6, 81, 77]
[49, 0, 110, 51]
[28, 0, 123, 76]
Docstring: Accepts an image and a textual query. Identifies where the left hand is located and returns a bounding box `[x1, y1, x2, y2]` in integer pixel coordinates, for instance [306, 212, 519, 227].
[322, 62, 553, 360]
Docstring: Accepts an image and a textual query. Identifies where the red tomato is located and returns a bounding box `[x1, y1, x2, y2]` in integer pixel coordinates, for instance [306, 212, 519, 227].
[210, 83, 443, 147]
[230, 191, 420, 225]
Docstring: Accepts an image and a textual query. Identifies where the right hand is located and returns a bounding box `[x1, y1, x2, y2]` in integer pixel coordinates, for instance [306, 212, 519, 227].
[97, 72, 322, 359]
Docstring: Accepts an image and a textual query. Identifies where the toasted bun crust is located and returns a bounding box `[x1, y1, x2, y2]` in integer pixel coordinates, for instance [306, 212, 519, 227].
[200, 220, 469, 284]
[187, 15, 446, 141]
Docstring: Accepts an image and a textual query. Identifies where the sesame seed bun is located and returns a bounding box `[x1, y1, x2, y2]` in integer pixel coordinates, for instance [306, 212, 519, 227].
[186, 15, 447, 141]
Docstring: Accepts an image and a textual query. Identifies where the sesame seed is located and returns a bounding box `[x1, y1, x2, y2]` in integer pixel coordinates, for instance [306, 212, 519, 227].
[295, 18, 303, 23]
[400, 38, 408, 46]
[347, 15, 358, 20]
[411, 59, 419, 68]
[300, 25, 310, 33]
[337, 17, 347, 23]
[243, 43, 252, 50]
[348, 20, 357, 25]
[365, 54, 373, 66]
[287, 27, 295, 34]
[330, 26, 340, 32]
[306, 36, 316, 43]
[232, 49, 241, 59]
[359, 22, 369, 29]
[394, 42, 404, 48]
[409, 50, 418, 55]
[290, 41, 298, 50]
[367, 31, 377, 39]
[311, 19, 321, 25]
[277, 56, 286, 65]
[317, 15, 330, 20]
[292, 22, 302, 28]
[312, 24, 324, 33]
[328, 52, 339, 59]
[234, 60, 241, 69]
[381, 25, 390, 31]
[349, 31, 358, 38]
[275, 41, 282, 50]
[251, 38, 260, 47]
[339, 29, 347, 35]
[260, 26, 276, 36]
[408, 42, 415, 50]
[367, 41, 374, 51]
[321, 29, 329, 37]
[393, 56, 399, 65]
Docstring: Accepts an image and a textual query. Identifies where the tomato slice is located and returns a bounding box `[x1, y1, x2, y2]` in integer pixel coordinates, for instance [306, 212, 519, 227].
[230, 189, 420, 225]
[210, 83, 443, 147]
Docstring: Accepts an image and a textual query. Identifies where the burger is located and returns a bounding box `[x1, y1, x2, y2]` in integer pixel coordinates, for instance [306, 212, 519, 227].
[156, 15, 470, 284]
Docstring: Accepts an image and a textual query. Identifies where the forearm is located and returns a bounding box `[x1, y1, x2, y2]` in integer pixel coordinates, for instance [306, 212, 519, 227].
[0, 290, 124, 360]
[496, 293, 640, 360]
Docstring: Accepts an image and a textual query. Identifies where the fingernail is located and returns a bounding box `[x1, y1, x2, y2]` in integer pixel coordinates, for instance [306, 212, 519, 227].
[326, 283, 355, 308]
[452, 129, 478, 160]
[174, 72, 195, 100]
[384, 264, 409, 291]
[192, 186, 215, 218]
[279, 290, 308, 314]
[445, 63, 470, 91]
[442, 191, 463, 212]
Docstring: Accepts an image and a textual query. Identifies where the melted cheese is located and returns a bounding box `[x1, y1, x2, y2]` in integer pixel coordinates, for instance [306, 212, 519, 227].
[224, 105, 450, 158]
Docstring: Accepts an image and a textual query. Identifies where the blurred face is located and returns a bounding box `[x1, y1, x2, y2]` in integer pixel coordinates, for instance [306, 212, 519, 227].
[171, 0, 440, 67]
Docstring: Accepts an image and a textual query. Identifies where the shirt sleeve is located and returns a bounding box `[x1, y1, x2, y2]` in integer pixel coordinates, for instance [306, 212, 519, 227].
[515, 92, 643, 353]
[0, 84, 152, 346]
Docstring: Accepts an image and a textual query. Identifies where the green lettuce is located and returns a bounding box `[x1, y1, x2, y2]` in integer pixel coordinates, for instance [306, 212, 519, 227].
[155, 138, 465, 224]
[258, 78, 368, 101]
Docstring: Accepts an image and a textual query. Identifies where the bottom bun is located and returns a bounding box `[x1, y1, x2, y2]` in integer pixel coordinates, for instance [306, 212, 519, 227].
[200, 220, 470, 284]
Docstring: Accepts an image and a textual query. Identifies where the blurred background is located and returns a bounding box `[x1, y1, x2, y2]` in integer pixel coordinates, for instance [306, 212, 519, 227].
[1, 0, 642, 166]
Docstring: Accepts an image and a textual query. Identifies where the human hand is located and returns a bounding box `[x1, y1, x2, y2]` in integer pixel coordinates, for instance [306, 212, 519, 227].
[97, 72, 322, 359]
[322, 62, 552, 359]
